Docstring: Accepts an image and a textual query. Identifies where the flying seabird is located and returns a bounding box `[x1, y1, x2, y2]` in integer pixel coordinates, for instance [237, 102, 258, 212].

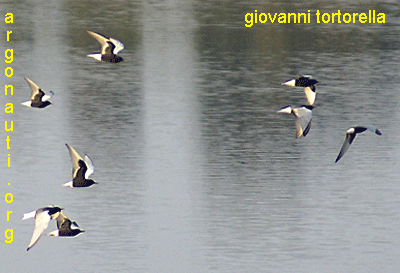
[282, 75, 319, 105]
[86, 30, 124, 63]
[47, 212, 84, 237]
[335, 125, 382, 163]
[277, 105, 314, 138]
[21, 77, 54, 108]
[63, 143, 97, 187]
[22, 206, 63, 251]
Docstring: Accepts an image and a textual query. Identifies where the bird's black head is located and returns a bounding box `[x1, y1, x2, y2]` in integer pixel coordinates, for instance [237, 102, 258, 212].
[76, 229, 85, 235]
[47, 206, 63, 215]
[302, 105, 315, 110]
[114, 56, 124, 63]
[69, 229, 85, 237]
[86, 179, 97, 187]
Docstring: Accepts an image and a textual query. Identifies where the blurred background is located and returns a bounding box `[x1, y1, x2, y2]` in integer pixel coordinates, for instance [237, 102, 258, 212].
[1, 0, 400, 272]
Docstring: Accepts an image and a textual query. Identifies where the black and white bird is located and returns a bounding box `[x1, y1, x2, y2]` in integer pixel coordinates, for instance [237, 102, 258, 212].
[335, 125, 382, 163]
[282, 75, 318, 105]
[47, 212, 84, 237]
[21, 77, 54, 108]
[22, 206, 63, 251]
[63, 143, 97, 188]
[277, 105, 314, 138]
[86, 30, 124, 63]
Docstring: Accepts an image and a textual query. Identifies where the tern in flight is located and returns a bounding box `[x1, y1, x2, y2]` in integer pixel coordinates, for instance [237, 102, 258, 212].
[335, 125, 382, 163]
[63, 143, 97, 188]
[86, 30, 124, 63]
[282, 75, 318, 105]
[22, 206, 63, 251]
[21, 77, 54, 108]
[277, 105, 314, 138]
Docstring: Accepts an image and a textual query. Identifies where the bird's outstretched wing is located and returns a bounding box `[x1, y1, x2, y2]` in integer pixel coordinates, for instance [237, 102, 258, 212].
[27, 210, 51, 251]
[65, 144, 84, 178]
[293, 107, 312, 138]
[304, 86, 316, 105]
[84, 154, 95, 179]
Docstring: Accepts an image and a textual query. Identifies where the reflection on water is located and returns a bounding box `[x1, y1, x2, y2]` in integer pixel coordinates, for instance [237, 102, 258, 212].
[2, 0, 400, 272]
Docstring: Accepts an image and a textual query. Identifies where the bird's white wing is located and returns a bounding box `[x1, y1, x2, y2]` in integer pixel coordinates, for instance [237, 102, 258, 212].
[84, 154, 95, 179]
[42, 91, 54, 102]
[293, 107, 312, 138]
[110, 38, 124, 54]
[364, 125, 382, 135]
[27, 211, 51, 251]
[304, 86, 316, 106]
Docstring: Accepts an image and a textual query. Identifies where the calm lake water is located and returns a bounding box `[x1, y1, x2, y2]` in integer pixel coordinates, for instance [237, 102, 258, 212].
[2, 1, 400, 272]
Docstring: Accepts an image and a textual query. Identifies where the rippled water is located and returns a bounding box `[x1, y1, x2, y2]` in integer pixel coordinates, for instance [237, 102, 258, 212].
[2, 1, 400, 272]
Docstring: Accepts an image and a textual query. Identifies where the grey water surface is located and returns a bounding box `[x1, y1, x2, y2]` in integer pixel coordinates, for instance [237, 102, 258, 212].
[1, 1, 400, 272]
